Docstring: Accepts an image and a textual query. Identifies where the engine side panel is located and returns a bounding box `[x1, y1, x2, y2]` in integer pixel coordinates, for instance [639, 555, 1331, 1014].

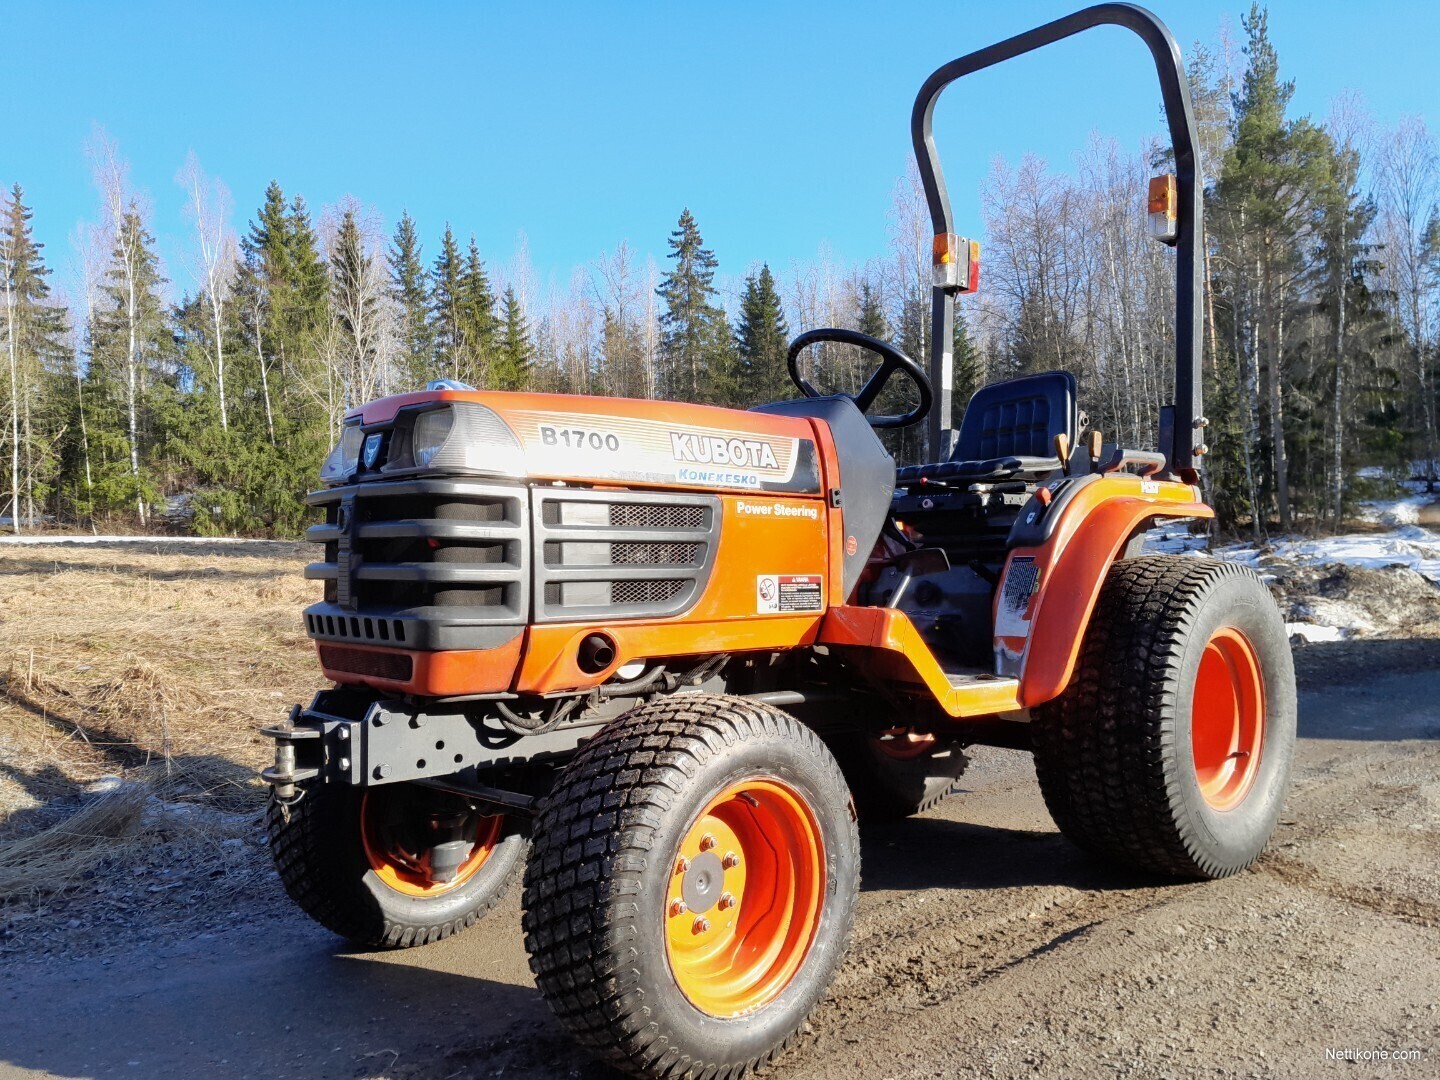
[517, 490, 831, 694]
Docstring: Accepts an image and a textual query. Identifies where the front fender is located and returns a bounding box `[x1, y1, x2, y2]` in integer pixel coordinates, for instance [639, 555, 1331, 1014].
[992, 474, 1213, 708]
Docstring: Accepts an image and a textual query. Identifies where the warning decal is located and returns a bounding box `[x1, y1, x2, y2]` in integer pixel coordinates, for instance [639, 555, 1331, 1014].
[757, 574, 824, 614]
[994, 556, 1041, 639]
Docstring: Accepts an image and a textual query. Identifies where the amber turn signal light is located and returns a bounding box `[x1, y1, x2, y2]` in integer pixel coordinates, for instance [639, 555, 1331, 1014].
[1147, 174, 1179, 245]
[932, 234, 980, 293]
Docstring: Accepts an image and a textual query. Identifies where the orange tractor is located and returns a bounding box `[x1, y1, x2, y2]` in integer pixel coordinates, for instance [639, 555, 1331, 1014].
[263, 5, 1295, 1076]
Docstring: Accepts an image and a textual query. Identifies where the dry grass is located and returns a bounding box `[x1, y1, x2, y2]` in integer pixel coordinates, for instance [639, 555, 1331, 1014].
[0, 780, 149, 901]
[0, 541, 324, 901]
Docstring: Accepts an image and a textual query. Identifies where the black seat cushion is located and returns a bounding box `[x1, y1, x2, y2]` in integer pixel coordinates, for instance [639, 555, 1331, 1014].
[896, 371, 1077, 487]
[897, 455, 1060, 485]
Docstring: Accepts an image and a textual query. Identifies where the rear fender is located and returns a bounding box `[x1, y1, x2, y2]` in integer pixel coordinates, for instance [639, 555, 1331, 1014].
[993, 474, 1213, 707]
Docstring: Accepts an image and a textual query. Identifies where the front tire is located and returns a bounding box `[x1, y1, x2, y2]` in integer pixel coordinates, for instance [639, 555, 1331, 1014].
[266, 781, 526, 948]
[1032, 557, 1296, 880]
[522, 695, 860, 1078]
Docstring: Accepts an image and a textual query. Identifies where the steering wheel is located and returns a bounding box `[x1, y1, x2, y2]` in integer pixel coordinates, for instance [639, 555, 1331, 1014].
[786, 328, 933, 429]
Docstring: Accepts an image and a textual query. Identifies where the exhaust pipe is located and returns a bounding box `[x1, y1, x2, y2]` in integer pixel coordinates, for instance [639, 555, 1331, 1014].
[577, 633, 617, 674]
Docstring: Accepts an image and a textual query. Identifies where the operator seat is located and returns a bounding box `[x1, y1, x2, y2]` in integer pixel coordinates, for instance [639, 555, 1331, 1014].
[896, 370, 1078, 485]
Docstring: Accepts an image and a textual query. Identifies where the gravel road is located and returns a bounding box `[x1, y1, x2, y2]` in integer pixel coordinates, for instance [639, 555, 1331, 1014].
[1, 649, 1436, 1079]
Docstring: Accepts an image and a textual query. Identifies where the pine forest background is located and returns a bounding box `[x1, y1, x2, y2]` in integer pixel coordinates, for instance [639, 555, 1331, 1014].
[4, 5, 1440, 540]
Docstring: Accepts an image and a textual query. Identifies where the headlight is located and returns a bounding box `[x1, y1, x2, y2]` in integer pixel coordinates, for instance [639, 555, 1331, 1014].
[384, 403, 526, 477]
[412, 408, 454, 467]
[319, 423, 364, 484]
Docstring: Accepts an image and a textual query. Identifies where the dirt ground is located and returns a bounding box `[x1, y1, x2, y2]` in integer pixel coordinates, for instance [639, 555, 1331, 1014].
[0, 542, 1437, 1079]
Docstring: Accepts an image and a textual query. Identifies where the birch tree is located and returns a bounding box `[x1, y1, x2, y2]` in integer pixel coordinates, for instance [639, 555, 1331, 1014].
[1375, 117, 1440, 485]
[89, 131, 152, 523]
[177, 152, 237, 431]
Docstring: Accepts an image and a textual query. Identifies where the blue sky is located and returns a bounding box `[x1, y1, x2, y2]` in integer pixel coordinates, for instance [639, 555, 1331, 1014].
[9, 1, 1440, 302]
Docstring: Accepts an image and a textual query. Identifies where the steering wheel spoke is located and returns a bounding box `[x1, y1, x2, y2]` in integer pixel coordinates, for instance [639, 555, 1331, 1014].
[786, 328, 932, 430]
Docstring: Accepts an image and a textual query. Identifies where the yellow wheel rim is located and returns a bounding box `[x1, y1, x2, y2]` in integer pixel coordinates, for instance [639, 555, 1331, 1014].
[663, 778, 824, 1017]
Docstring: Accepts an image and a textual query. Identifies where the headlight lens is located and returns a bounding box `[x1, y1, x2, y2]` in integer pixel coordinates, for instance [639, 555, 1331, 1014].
[412, 408, 455, 467]
[385, 402, 525, 477]
[319, 423, 364, 485]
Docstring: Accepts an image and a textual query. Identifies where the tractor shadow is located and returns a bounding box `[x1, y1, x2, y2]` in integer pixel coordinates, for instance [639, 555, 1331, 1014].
[855, 813, 1164, 895]
[0, 927, 608, 1080]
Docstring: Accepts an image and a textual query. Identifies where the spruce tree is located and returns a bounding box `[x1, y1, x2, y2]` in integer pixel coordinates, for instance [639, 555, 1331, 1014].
[234, 181, 289, 443]
[727, 264, 791, 406]
[1214, 2, 1334, 529]
[203, 181, 332, 536]
[657, 208, 729, 402]
[953, 307, 983, 416]
[458, 238, 499, 384]
[331, 208, 379, 408]
[494, 285, 533, 391]
[857, 281, 888, 341]
[429, 225, 465, 379]
[388, 211, 432, 388]
[284, 195, 329, 349]
[1, 185, 69, 529]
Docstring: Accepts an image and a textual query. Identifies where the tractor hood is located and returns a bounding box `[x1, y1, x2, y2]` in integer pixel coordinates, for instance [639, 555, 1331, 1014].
[327, 389, 824, 496]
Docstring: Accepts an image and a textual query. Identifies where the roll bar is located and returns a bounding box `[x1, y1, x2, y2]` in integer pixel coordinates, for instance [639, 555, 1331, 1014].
[911, 3, 1204, 477]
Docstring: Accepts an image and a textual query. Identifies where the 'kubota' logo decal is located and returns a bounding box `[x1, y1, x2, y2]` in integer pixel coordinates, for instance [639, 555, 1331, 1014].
[670, 432, 780, 471]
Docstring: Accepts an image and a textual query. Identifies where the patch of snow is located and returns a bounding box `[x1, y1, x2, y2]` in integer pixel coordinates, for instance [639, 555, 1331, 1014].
[0, 534, 269, 545]
[1358, 494, 1432, 526]
[1213, 542, 1262, 566]
[1214, 524, 1440, 584]
[1141, 528, 1209, 556]
[1267, 528, 1440, 582]
[1285, 622, 1348, 643]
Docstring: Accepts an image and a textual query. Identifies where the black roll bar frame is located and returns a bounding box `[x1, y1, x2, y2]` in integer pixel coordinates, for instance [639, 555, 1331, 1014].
[911, 3, 1204, 477]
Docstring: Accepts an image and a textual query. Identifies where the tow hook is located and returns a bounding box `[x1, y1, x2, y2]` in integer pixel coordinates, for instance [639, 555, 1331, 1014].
[260, 705, 322, 802]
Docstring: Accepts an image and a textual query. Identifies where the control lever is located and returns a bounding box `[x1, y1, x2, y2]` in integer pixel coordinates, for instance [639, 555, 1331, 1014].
[882, 547, 950, 609]
[1053, 433, 1072, 476]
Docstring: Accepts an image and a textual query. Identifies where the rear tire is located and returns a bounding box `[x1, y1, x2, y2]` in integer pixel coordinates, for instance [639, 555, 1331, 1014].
[1032, 556, 1296, 880]
[831, 730, 969, 820]
[266, 781, 526, 948]
[522, 694, 860, 1078]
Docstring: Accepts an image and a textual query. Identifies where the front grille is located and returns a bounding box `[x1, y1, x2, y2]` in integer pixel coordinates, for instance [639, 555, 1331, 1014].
[306, 612, 409, 644]
[303, 478, 530, 648]
[318, 644, 414, 682]
[609, 503, 707, 529]
[611, 579, 687, 605]
[534, 489, 719, 622]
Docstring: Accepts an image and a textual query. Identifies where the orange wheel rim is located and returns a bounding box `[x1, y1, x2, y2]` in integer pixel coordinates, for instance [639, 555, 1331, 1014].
[1191, 627, 1265, 811]
[360, 790, 503, 897]
[663, 778, 824, 1017]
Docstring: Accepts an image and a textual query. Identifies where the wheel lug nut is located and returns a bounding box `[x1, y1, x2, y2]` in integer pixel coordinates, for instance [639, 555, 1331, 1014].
[718, 892, 735, 910]
[722, 851, 740, 869]
[669, 898, 687, 917]
[699, 834, 717, 852]
[674, 856, 690, 875]
[692, 916, 710, 934]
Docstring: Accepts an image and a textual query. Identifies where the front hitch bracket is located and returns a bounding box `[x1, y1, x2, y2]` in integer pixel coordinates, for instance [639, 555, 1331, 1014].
[259, 689, 596, 805]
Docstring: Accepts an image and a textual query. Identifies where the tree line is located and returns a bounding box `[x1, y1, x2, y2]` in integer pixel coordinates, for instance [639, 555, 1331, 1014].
[973, 5, 1440, 535]
[3, 4, 1438, 538]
